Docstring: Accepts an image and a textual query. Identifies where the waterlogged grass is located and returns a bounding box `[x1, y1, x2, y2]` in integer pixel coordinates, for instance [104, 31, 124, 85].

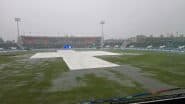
[0, 55, 69, 104]
[0, 51, 35, 64]
[1, 50, 184, 104]
[100, 51, 185, 87]
[0, 53, 144, 104]
[0, 55, 14, 64]
[32, 74, 143, 104]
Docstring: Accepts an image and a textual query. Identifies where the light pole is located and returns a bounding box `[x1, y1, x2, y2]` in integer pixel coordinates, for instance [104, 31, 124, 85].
[100, 20, 105, 48]
[15, 18, 21, 43]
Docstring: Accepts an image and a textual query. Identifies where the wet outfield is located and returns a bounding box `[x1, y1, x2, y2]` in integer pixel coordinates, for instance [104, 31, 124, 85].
[0, 50, 184, 104]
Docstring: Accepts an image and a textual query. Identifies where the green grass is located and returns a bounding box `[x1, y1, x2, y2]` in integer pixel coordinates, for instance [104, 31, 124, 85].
[0, 55, 14, 64]
[40, 74, 143, 104]
[0, 51, 35, 64]
[100, 50, 185, 87]
[0, 56, 69, 104]
[1, 50, 185, 103]
[0, 53, 144, 104]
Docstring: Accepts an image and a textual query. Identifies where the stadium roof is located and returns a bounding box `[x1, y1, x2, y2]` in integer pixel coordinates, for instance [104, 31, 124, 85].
[22, 33, 101, 38]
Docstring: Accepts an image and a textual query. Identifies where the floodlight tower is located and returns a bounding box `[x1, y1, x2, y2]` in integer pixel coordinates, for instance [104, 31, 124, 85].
[100, 20, 105, 48]
[14, 17, 21, 42]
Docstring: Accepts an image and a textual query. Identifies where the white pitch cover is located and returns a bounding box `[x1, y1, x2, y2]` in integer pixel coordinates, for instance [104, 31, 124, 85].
[30, 50, 121, 70]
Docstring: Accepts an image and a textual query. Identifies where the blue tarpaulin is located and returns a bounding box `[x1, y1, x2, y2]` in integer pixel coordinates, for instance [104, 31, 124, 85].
[64, 44, 72, 49]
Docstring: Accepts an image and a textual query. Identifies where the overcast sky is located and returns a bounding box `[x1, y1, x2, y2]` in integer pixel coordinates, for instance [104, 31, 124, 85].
[0, 0, 185, 40]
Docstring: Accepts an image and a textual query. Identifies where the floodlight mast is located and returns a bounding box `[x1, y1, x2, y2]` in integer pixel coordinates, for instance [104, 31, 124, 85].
[15, 18, 21, 42]
[100, 20, 105, 48]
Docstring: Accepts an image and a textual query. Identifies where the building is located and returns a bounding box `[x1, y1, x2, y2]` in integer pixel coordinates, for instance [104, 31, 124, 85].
[126, 35, 185, 49]
[0, 39, 19, 50]
[0, 37, 4, 43]
[20, 36, 101, 49]
[135, 35, 147, 43]
[104, 39, 124, 48]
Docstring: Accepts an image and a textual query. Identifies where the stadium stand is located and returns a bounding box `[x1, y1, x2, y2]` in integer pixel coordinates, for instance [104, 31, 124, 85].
[20, 36, 101, 49]
[126, 36, 185, 50]
[104, 39, 124, 48]
[0, 38, 20, 50]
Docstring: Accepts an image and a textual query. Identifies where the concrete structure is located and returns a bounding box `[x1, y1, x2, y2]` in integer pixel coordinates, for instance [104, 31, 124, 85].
[104, 39, 124, 48]
[20, 36, 101, 49]
[126, 35, 185, 49]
